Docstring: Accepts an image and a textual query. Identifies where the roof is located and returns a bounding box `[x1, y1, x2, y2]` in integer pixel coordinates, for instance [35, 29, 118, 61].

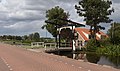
[74, 28, 108, 41]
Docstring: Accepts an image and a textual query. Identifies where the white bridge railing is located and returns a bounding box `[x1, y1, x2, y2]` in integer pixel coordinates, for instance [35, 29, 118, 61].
[44, 43, 56, 50]
[31, 42, 44, 48]
[59, 42, 71, 47]
[31, 42, 57, 50]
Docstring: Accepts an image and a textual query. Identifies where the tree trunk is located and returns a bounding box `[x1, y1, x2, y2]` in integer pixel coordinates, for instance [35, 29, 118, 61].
[93, 24, 97, 43]
[90, 24, 97, 41]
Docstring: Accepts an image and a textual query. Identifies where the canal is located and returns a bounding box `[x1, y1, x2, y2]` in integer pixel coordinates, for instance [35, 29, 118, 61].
[47, 51, 120, 69]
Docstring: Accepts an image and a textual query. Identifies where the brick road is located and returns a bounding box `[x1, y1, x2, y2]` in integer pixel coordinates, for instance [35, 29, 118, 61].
[0, 43, 119, 71]
[0, 57, 10, 71]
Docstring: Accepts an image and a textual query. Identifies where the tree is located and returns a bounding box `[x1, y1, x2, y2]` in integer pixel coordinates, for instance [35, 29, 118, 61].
[7, 35, 13, 40]
[33, 32, 40, 42]
[15, 36, 22, 40]
[23, 35, 28, 40]
[42, 6, 69, 41]
[108, 22, 120, 44]
[29, 33, 34, 41]
[75, 0, 114, 39]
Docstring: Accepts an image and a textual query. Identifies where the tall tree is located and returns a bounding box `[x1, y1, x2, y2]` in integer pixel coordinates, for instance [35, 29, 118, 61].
[108, 22, 120, 44]
[33, 32, 40, 42]
[29, 33, 34, 41]
[43, 6, 69, 39]
[23, 35, 28, 40]
[75, 0, 114, 39]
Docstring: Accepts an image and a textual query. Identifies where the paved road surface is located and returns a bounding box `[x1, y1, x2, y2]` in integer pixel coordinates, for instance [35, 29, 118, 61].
[0, 57, 10, 71]
[0, 43, 119, 71]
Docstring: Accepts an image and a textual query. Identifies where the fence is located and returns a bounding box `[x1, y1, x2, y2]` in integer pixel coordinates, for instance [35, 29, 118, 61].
[44, 43, 56, 50]
[31, 42, 44, 48]
[59, 42, 71, 47]
[31, 42, 56, 50]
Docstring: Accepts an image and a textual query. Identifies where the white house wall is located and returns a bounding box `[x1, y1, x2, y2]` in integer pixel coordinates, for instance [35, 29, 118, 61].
[96, 33, 101, 39]
[77, 32, 85, 47]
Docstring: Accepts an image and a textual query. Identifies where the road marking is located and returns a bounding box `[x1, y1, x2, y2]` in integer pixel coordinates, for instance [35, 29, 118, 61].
[88, 70, 91, 71]
[72, 65, 74, 66]
[8, 65, 11, 68]
[10, 68, 13, 71]
[1, 57, 13, 71]
[78, 67, 82, 68]
[6, 64, 9, 66]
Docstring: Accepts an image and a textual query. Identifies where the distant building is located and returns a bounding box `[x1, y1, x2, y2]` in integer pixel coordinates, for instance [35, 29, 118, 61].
[74, 28, 108, 48]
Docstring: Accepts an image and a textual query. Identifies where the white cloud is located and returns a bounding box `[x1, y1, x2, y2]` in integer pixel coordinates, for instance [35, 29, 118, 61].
[4, 20, 42, 30]
[0, 0, 120, 37]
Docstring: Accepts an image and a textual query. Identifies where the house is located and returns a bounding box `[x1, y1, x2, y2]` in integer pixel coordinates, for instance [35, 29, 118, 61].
[74, 28, 108, 47]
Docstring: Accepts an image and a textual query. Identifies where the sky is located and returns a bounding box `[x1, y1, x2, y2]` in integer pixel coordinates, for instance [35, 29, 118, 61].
[0, 0, 120, 37]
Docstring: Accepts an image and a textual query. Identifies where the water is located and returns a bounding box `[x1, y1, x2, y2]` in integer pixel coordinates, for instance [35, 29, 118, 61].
[49, 51, 120, 69]
[86, 53, 120, 69]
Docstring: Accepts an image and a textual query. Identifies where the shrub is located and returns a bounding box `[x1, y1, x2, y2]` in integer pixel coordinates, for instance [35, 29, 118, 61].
[86, 39, 100, 52]
[96, 45, 120, 56]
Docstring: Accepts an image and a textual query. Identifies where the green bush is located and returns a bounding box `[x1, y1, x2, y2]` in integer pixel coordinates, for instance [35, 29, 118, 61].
[86, 39, 99, 52]
[96, 45, 120, 56]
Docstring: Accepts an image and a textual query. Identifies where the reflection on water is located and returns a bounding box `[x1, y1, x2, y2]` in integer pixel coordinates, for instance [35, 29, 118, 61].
[86, 53, 100, 63]
[79, 53, 120, 69]
[97, 56, 115, 67]
[52, 51, 120, 69]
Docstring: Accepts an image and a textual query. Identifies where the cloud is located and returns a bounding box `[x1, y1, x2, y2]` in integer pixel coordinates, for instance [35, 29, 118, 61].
[0, 0, 120, 37]
[110, 3, 120, 22]
[112, 0, 120, 3]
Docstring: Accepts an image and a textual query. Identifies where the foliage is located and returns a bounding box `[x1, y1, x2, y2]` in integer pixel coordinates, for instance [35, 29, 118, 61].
[40, 37, 54, 43]
[86, 39, 100, 52]
[33, 32, 40, 42]
[25, 32, 40, 42]
[87, 38, 120, 56]
[0, 35, 22, 40]
[96, 45, 120, 56]
[23, 35, 28, 40]
[86, 53, 100, 63]
[75, 0, 114, 39]
[99, 38, 111, 47]
[107, 22, 120, 45]
[43, 6, 69, 37]
[106, 56, 120, 67]
[0, 32, 40, 44]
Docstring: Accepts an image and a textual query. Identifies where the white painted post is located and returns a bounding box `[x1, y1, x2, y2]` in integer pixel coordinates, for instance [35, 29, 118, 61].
[37, 43, 39, 47]
[72, 26, 76, 52]
[73, 40, 76, 51]
[50, 43, 51, 49]
[31, 43, 33, 48]
[73, 53, 76, 59]
[44, 44, 46, 50]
